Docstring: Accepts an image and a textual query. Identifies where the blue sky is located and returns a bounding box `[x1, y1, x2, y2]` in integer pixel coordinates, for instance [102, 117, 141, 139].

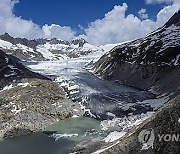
[0, 0, 179, 44]
[14, 0, 167, 32]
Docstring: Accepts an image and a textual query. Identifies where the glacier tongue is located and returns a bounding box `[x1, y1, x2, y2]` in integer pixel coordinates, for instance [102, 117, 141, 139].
[25, 50, 162, 120]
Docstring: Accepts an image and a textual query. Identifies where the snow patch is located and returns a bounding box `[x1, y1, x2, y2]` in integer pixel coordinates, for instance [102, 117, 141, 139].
[4, 72, 17, 77]
[17, 82, 30, 87]
[0, 84, 13, 92]
[0, 82, 30, 92]
[104, 131, 126, 143]
[72, 115, 79, 118]
[84, 109, 96, 118]
[0, 39, 13, 48]
[174, 54, 180, 66]
[136, 96, 169, 110]
[101, 112, 154, 131]
[70, 90, 79, 95]
[68, 85, 79, 91]
[50, 133, 78, 141]
[16, 44, 35, 53]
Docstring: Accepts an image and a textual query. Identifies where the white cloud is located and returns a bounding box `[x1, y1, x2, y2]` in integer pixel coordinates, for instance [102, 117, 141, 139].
[42, 24, 76, 41]
[146, 0, 173, 4]
[146, 0, 180, 4]
[0, 0, 44, 39]
[0, 0, 76, 40]
[0, 0, 179, 45]
[138, 8, 149, 19]
[156, 3, 180, 26]
[5, 17, 44, 39]
[83, 2, 179, 45]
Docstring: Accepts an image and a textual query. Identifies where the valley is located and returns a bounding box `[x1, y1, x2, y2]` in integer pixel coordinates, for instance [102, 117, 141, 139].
[0, 9, 179, 154]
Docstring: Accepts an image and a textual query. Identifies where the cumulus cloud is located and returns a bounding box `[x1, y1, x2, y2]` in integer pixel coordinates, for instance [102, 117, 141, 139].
[0, 0, 179, 45]
[138, 8, 149, 19]
[42, 24, 76, 41]
[0, 0, 76, 40]
[156, 3, 180, 26]
[0, 0, 44, 39]
[83, 2, 179, 45]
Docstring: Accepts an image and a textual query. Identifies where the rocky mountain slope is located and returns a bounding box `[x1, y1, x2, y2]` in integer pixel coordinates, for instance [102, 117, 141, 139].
[91, 10, 180, 98]
[0, 50, 82, 138]
[0, 33, 102, 61]
[120, 93, 180, 154]
[0, 49, 47, 88]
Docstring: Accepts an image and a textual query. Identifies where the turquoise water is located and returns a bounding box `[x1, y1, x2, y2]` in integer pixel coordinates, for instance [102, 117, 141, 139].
[0, 117, 104, 154]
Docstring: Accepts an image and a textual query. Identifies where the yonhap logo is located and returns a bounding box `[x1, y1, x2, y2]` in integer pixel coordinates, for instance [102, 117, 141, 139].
[138, 128, 155, 150]
[138, 128, 180, 150]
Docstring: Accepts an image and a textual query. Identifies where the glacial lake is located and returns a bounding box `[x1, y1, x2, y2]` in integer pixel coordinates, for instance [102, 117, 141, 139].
[0, 117, 104, 154]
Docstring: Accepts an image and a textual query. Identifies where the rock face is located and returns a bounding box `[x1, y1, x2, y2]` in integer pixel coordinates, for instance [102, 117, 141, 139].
[71, 38, 87, 47]
[0, 50, 83, 138]
[0, 49, 47, 88]
[91, 10, 180, 97]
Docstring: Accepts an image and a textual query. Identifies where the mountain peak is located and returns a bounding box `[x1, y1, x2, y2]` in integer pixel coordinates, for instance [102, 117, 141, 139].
[165, 9, 180, 27]
[0, 32, 14, 42]
[71, 38, 87, 47]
